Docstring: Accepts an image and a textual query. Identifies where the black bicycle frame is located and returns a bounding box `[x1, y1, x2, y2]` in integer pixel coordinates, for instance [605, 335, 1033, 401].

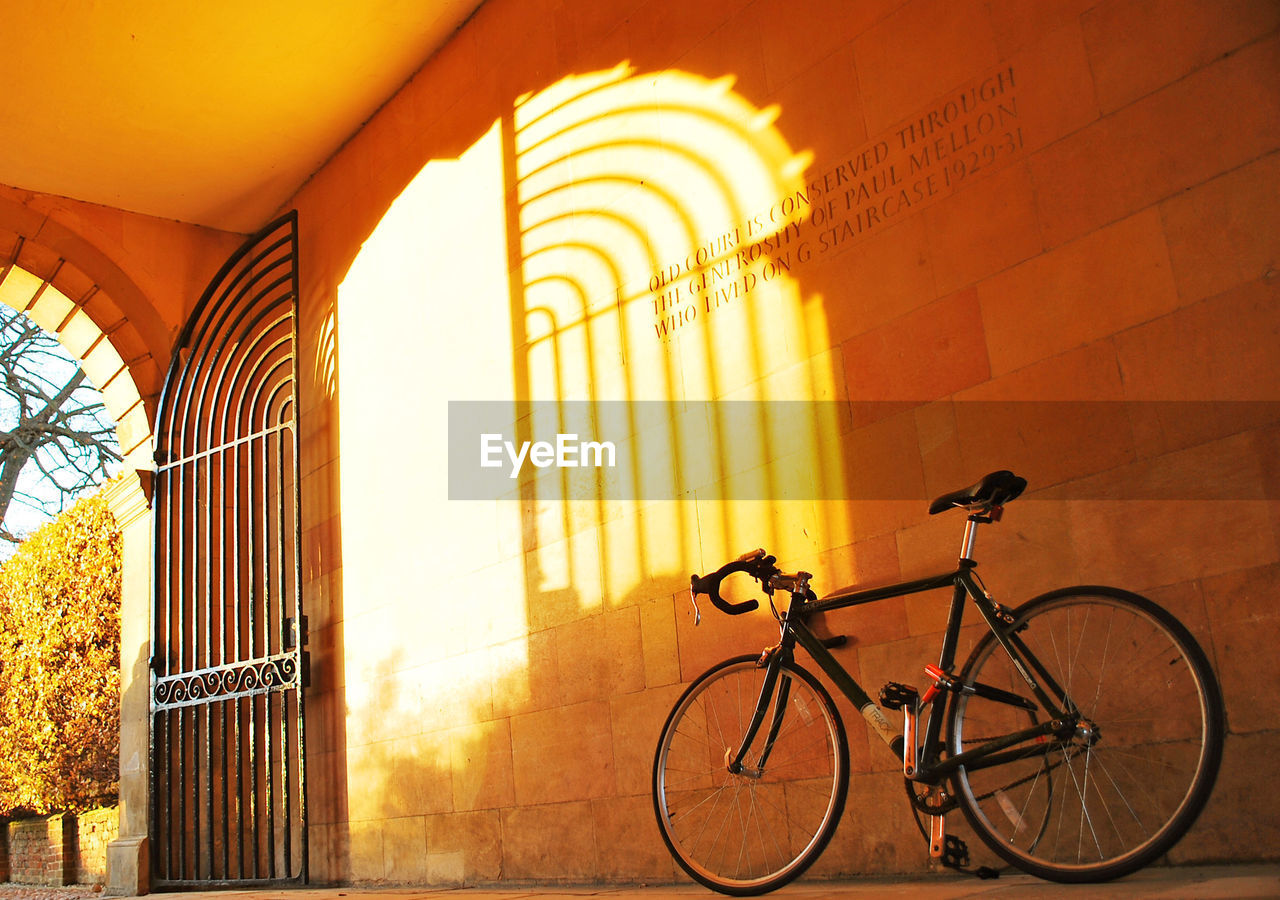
[743, 561, 1080, 785]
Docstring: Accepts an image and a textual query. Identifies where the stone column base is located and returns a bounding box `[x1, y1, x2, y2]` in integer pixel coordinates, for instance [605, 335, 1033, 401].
[106, 836, 149, 897]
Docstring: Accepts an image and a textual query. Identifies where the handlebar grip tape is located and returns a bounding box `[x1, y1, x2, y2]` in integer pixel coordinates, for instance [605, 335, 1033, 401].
[690, 561, 760, 615]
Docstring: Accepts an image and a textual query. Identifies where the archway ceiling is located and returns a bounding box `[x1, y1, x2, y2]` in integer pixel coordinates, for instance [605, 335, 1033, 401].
[0, 0, 485, 234]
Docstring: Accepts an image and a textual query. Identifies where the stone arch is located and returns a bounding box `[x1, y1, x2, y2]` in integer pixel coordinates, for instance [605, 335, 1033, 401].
[0, 227, 164, 471]
[0, 202, 169, 895]
[0, 259, 149, 472]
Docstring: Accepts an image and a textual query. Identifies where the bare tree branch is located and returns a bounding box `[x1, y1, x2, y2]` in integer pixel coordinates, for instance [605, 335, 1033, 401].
[0, 305, 120, 546]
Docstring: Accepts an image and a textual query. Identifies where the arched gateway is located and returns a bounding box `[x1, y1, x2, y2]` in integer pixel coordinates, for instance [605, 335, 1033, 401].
[150, 212, 306, 887]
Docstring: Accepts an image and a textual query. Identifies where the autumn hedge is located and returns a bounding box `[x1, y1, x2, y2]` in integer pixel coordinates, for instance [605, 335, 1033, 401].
[0, 486, 121, 818]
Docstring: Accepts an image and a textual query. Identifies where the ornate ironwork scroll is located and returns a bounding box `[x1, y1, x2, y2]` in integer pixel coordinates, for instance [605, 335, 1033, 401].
[153, 653, 301, 707]
[151, 211, 306, 887]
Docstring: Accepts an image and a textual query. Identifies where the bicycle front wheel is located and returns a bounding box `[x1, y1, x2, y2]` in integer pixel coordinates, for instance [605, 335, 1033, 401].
[652, 655, 849, 895]
[948, 587, 1224, 882]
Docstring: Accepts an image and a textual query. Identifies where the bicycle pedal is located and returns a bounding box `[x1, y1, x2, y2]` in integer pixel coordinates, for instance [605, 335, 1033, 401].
[879, 681, 918, 711]
[941, 835, 970, 870]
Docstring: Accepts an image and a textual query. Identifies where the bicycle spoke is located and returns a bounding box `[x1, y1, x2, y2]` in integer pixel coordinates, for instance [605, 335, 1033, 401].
[1086, 744, 1159, 838]
[950, 589, 1222, 882]
[1085, 747, 1145, 855]
[654, 658, 848, 893]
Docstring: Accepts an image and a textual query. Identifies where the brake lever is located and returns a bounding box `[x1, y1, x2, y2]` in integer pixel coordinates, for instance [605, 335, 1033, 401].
[689, 586, 702, 626]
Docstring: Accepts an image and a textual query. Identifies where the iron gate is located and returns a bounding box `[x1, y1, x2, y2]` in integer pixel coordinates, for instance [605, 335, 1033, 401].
[151, 211, 306, 886]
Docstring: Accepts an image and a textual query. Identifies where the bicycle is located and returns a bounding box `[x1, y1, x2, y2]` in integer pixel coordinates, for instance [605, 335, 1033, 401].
[651, 470, 1224, 895]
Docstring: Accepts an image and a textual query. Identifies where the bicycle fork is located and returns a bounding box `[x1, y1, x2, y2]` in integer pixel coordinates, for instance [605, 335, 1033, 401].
[724, 647, 789, 777]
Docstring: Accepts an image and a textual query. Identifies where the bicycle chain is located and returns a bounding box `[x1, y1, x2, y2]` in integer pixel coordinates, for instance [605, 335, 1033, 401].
[962, 739, 1083, 803]
[906, 738, 1081, 812]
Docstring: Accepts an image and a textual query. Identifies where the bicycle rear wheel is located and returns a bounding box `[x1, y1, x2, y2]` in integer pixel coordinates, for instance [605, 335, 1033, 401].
[948, 587, 1224, 882]
[652, 655, 848, 895]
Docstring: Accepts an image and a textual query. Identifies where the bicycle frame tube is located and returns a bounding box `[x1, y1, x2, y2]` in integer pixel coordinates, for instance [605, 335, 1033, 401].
[798, 566, 972, 706]
[790, 568, 972, 761]
[782, 564, 1078, 780]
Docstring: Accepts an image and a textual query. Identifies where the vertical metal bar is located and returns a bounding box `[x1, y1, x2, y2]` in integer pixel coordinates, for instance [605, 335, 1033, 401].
[173, 504, 182, 883]
[234, 441, 246, 880]
[191, 464, 202, 880]
[167, 481, 177, 883]
[149, 483, 164, 883]
[260, 429, 276, 878]
[203, 460, 214, 879]
[200, 704, 209, 879]
[164, 712, 173, 881]
[183, 458, 194, 882]
[248, 446, 262, 879]
[218, 699, 227, 879]
[167, 478, 177, 883]
[235, 695, 245, 879]
[274, 427, 292, 877]
[178, 705, 187, 879]
[153, 710, 162, 882]
[218, 446, 229, 879]
[289, 217, 307, 882]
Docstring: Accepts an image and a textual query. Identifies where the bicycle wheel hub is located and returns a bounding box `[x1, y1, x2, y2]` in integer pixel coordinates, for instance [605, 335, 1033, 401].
[724, 747, 764, 779]
[1074, 720, 1100, 746]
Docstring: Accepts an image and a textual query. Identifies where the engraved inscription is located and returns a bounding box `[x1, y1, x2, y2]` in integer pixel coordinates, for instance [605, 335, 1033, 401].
[651, 66, 1023, 341]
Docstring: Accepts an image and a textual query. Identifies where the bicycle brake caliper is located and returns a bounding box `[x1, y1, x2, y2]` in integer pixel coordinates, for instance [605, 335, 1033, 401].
[756, 644, 779, 668]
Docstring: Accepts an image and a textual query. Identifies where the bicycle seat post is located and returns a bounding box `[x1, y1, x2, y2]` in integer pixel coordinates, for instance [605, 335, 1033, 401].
[959, 508, 997, 563]
[960, 515, 979, 562]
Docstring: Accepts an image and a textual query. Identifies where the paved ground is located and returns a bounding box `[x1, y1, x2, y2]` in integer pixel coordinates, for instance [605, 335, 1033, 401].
[5, 866, 1280, 900]
[0, 887, 102, 900]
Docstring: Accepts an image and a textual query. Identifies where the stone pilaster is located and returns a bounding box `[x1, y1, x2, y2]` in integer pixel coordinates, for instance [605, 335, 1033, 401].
[102, 472, 152, 897]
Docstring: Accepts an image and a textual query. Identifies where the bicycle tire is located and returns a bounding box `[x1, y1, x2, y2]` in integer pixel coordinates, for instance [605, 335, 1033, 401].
[947, 586, 1224, 882]
[652, 654, 849, 895]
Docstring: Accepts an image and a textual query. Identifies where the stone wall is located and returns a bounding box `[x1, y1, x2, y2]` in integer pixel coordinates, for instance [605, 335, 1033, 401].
[72, 807, 119, 886]
[282, 0, 1280, 885]
[2, 809, 119, 886]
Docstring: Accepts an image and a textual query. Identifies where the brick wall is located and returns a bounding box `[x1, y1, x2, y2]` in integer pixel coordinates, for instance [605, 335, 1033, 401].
[5, 815, 73, 886]
[2, 808, 119, 886]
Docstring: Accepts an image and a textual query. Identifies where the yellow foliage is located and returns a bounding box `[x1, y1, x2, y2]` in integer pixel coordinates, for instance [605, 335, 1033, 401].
[0, 483, 121, 817]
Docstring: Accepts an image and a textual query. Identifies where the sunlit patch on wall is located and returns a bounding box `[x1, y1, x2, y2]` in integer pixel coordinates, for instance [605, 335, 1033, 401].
[332, 64, 854, 829]
[509, 64, 848, 598]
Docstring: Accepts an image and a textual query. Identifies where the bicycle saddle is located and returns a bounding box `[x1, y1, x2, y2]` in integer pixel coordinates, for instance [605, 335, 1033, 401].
[928, 470, 1027, 515]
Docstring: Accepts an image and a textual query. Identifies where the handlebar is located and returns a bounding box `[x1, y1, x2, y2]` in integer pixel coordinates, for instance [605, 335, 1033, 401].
[689, 548, 777, 616]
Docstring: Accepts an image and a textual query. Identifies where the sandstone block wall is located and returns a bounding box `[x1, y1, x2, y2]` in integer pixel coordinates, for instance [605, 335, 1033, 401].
[280, 0, 1280, 885]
